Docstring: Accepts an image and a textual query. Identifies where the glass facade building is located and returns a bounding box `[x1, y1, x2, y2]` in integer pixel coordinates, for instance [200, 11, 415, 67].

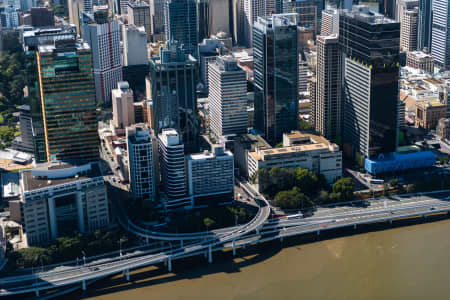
[417, 0, 432, 51]
[253, 14, 298, 144]
[282, 0, 324, 37]
[340, 6, 400, 159]
[431, 0, 450, 69]
[37, 39, 99, 162]
[164, 0, 199, 58]
[149, 41, 199, 154]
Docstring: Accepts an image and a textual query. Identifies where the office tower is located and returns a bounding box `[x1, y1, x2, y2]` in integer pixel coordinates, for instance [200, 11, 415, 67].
[197, 0, 231, 41]
[127, 1, 152, 41]
[198, 36, 230, 94]
[29, 7, 55, 27]
[395, 0, 418, 21]
[253, 14, 298, 144]
[243, 0, 276, 47]
[431, 0, 450, 70]
[126, 124, 155, 202]
[321, 8, 339, 36]
[400, 7, 418, 52]
[112, 0, 128, 15]
[0, 7, 19, 28]
[17, 161, 108, 246]
[13, 105, 34, 153]
[340, 6, 400, 158]
[233, 0, 245, 45]
[149, 0, 165, 40]
[149, 41, 199, 153]
[36, 39, 99, 162]
[282, 0, 324, 37]
[20, 0, 33, 12]
[417, 0, 432, 51]
[123, 24, 149, 66]
[209, 56, 248, 138]
[298, 59, 308, 93]
[186, 145, 234, 202]
[315, 35, 342, 141]
[84, 0, 93, 13]
[384, 0, 396, 19]
[68, 0, 84, 35]
[164, 0, 199, 57]
[158, 129, 188, 205]
[82, 15, 122, 104]
[112, 82, 135, 129]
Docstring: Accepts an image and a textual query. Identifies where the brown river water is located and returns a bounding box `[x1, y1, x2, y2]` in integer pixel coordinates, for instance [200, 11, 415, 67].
[69, 218, 450, 300]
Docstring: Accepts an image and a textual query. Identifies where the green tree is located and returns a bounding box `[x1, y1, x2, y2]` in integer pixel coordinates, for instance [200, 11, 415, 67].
[295, 168, 319, 196]
[274, 187, 312, 209]
[203, 217, 216, 231]
[13, 247, 51, 268]
[332, 177, 354, 202]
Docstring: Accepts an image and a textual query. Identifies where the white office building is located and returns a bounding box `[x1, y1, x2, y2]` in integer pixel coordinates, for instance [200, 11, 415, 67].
[321, 9, 339, 36]
[127, 124, 155, 202]
[112, 81, 135, 129]
[186, 145, 234, 200]
[122, 24, 148, 66]
[16, 161, 109, 246]
[209, 56, 248, 138]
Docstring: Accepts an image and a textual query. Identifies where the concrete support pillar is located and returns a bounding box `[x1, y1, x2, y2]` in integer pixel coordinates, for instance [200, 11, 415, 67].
[389, 219, 393, 224]
[354, 224, 357, 230]
[180, 240, 183, 248]
[164, 259, 167, 266]
[48, 197, 57, 240]
[280, 236, 283, 242]
[35, 289, 39, 297]
[232, 240, 236, 256]
[424, 214, 427, 219]
[208, 245, 212, 263]
[256, 228, 260, 234]
[168, 257, 172, 272]
[317, 230, 320, 236]
[76, 191, 85, 233]
[145, 237, 149, 244]
[242, 244, 246, 249]
[125, 269, 130, 281]
[82, 280, 86, 291]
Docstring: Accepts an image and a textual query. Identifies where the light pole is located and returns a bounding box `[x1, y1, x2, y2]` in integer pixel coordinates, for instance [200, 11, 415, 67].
[82, 251, 86, 266]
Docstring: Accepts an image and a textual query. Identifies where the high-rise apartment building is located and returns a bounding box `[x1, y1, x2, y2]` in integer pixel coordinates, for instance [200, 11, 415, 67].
[209, 56, 248, 138]
[164, 0, 198, 57]
[36, 39, 99, 162]
[417, 0, 432, 51]
[158, 128, 188, 206]
[82, 14, 122, 103]
[149, 41, 199, 153]
[126, 124, 155, 202]
[282, 0, 324, 37]
[431, 0, 450, 70]
[253, 14, 298, 144]
[314, 34, 342, 142]
[340, 6, 400, 158]
[321, 8, 339, 36]
[127, 1, 152, 41]
[112, 82, 135, 129]
[400, 7, 418, 52]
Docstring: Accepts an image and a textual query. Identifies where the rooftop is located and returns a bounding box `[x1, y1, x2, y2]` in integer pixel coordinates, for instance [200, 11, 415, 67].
[342, 5, 397, 25]
[22, 161, 102, 192]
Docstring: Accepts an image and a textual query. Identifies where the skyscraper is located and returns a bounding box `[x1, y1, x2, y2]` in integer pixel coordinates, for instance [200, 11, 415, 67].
[321, 8, 339, 36]
[68, 0, 84, 35]
[82, 11, 122, 104]
[253, 14, 298, 144]
[158, 128, 189, 207]
[36, 39, 99, 162]
[164, 0, 198, 57]
[417, 0, 432, 51]
[122, 24, 148, 66]
[243, 0, 276, 47]
[197, 0, 231, 41]
[149, 0, 165, 40]
[149, 41, 199, 153]
[314, 35, 342, 141]
[340, 6, 400, 158]
[126, 124, 155, 202]
[400, 7, 418, 52]
[209, 56, 248, 138]
[431, 0, 450, 69]
[127, 1, 152, 41]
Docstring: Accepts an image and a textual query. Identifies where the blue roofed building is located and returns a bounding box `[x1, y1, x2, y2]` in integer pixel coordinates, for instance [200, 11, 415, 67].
[364, 151, 436, 175]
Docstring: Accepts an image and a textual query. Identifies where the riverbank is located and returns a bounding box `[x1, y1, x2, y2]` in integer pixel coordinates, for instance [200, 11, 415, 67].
[67, 215, 450, 300]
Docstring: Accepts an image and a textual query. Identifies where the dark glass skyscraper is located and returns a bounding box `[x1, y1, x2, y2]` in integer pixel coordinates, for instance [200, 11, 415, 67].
[418, 0, 432, 51]
[282, 0, 324, 37]
[253, 14, 298, 144]
[164, 0, 199, 58]
[37, 38, 99, 162]
[340, 6, 400, 159]
[149, 41, 199, 153]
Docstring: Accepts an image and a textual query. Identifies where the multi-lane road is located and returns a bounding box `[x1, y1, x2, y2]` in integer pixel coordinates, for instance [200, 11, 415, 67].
[0, 191, 449, 296]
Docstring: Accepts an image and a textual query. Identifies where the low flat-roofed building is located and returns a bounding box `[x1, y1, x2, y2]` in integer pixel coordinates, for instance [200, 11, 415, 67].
[248, 131, 342, 185]
[415, 100, 447, 130]
[233, 134, 271, 178]
[15, 161, 109, 246]
[406, 51, 434, 74]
